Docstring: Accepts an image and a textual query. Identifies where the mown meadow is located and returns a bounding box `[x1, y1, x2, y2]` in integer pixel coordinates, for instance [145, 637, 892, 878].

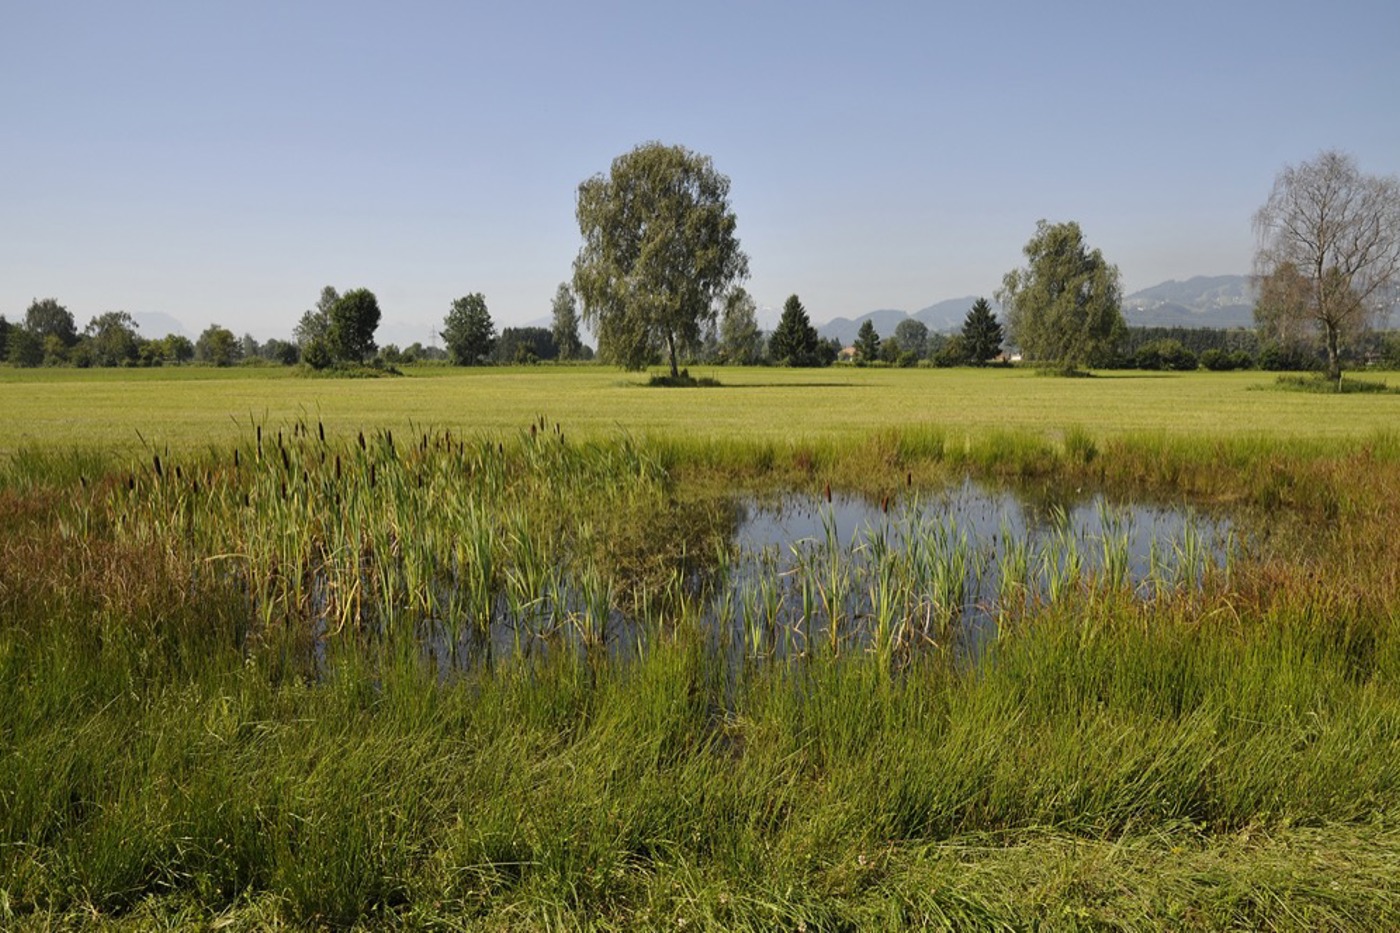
[2, 365, 1399, 929]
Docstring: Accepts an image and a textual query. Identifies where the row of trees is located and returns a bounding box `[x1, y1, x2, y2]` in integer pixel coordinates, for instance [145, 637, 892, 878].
[567, 142, 1398, 381]
[0, 299, 278, 369]
[438, 285, 589, 365]
[10, 149, 1394, 380]
[849, 299, 1005, 367]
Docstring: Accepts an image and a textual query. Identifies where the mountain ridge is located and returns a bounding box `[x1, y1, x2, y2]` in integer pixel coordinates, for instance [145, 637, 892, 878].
[813, 275, 1255, 344]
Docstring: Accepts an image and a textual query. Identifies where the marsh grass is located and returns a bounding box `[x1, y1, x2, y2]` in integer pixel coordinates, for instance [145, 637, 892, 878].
[3, 424, 1400, 927]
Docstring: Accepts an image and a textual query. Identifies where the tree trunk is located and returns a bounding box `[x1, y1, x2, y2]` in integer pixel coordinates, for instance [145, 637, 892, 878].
[1325, 323, 1342, 386]
[667, 334, 679, 378]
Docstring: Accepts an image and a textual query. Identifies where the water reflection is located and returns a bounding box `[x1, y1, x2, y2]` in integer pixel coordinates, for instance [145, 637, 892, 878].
[328, 480, 1235, 675]
[710, 479, 1234, 662]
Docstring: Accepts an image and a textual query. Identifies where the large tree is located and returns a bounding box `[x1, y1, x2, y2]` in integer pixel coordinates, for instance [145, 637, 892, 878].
[719, 287, 764, 365]
[961, 297, 1004, 365]
[195, 324, 241, 367]
[84, 311, 142, 367]
[573, 142, 749, 377]
[295, 286, 338, 350]
[1253, 150, 1400, 382]
[441, 293, 496, 365]
[327, 288, 381, 363]
[550, 282, 583, 361]
[997, 220, 1124, 373]
[893, 319, 929, 359]
[24, 298, 78, 347]
[768, 294, 822, 366]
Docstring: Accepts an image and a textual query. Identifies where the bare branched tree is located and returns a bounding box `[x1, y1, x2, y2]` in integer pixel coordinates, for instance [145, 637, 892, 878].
[1253, 150, 1400, 381]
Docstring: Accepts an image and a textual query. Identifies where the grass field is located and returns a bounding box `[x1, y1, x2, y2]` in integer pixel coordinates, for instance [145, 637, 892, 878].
[2, 364, 1399, 453]
[3, 364, 1400, 929]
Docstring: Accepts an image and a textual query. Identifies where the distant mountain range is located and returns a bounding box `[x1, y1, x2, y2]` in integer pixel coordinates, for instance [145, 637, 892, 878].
[808, 275, 1255, 345]
[1121, 275, 1254, 328]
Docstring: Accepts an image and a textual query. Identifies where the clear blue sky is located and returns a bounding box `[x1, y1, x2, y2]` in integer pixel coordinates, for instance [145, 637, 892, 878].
[4, 0, 1398, 345]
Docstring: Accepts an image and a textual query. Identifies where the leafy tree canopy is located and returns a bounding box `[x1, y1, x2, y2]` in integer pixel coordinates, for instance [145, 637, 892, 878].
[7, 327, 43, 367]
[84, 311, 142, 367]
[442, 293, 496, 366]
[25, 298, 78, 347]
[893, 319, 929, 359]
[573, 142, 749, 377]
[196, 324, 241, 367]
[997, 220, 1124, 373]
[719, 287, 764, 365]
[327, 288, 381, 363]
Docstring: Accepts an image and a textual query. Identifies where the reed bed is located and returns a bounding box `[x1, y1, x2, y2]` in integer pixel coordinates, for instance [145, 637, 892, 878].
[2, 424, 1399, 929]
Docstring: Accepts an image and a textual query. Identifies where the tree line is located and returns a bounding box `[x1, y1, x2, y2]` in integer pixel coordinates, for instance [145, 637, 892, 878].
[8, 148, 1397, 379]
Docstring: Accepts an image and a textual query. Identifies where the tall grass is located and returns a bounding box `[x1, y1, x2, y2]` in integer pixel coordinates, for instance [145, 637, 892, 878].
[3, 423, 1400, 927]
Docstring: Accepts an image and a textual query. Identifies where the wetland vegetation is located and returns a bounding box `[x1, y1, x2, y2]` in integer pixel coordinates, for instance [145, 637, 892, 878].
[2, 367, 1400, 929]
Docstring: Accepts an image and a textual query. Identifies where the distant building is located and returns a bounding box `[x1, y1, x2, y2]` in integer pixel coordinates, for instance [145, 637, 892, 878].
[838, 346, 857, 363]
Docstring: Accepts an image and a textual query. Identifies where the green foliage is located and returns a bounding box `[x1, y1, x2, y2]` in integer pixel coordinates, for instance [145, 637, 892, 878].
[441, 292, 496, 365]
[327, 288, 381, 364]
[294, 286, 337, 352]
[1199, 348, 1253, 372]
[260, 337, 300, 366]
[998, 220, 1125, 372]
[1133, 339, 1198, 371]
[573, 142, 749, 377]
[893, 318, 929, 359]
[1274, 373, 1393, 394]
[7, 327, 43, 367]
[498, 326, 556, 364]
[0, 315, 9, 360]
[879, 335, 901, 364]
[932, 334, 969, 367]
[647, 369, 721, 387]
[719, 287, 764, 365]
[961, 297, 1003, 365]
[550, 282, 583, 361]
[1382, 333, 1400, 369]
[83, 311, 142, 367]
[769, 294, 823, 366]
[41, 334, 68, 365]
[1120, 325, 1259, 359]
[195, 324, 241, 367]
[301, 338, 333, 370]
[1258, 342, 1322, 372]
[24, 298, 77, 347]
[853, 319, 881, 362]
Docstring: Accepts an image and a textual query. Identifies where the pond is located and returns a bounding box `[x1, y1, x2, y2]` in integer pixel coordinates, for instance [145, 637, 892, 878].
[420, 479, 1236, 672]
[715, 480, 1235, 660]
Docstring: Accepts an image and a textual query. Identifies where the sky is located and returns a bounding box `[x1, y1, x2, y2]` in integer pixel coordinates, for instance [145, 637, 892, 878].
[4, 0, 1399, 346]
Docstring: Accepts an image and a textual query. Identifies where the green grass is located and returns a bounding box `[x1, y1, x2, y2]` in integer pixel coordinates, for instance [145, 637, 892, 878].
[4, 364, 1400, 454]
[4, 367, 1400, 928]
